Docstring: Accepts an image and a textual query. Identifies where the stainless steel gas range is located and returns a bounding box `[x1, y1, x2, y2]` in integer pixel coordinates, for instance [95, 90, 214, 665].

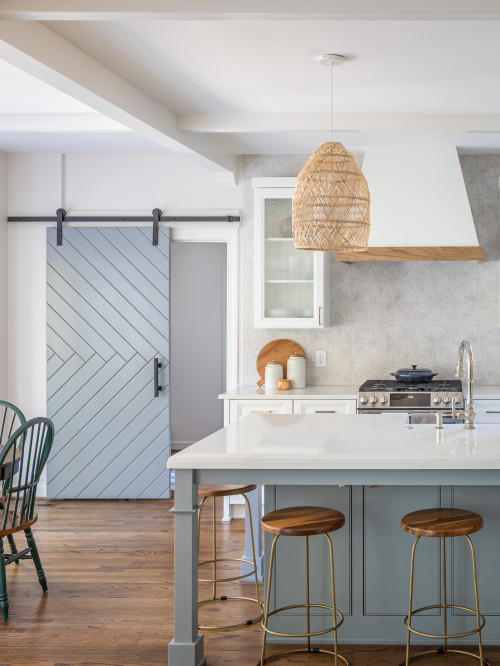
[358, 379, 464, 423]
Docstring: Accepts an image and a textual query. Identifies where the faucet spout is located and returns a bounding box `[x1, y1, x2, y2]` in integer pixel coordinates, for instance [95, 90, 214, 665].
[455, 339, 475, 430]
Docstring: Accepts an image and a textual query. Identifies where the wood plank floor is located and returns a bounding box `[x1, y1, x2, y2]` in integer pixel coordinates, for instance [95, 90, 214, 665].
[0, 498, 498, 665]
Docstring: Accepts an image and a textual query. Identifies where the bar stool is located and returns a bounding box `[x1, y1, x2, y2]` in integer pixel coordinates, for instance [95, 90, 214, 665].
[197, 484, 263, 630]
[259, 505, 349, 665]
[400, 507, 489, 666]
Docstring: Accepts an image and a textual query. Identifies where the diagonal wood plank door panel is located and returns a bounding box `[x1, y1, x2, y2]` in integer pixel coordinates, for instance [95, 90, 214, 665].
[47, 227, 170, 499]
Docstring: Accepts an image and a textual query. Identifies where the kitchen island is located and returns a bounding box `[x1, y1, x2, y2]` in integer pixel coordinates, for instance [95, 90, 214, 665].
[167, 413, 500, 666]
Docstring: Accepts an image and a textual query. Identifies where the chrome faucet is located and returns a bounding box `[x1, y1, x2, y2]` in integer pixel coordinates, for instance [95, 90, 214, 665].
[453, 339, 476, 430]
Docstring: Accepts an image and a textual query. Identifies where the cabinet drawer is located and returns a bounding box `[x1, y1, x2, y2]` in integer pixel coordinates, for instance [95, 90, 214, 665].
[475, 400, 500, 423]
[229, 400, 293, 423]
[293, 399, 357, 415]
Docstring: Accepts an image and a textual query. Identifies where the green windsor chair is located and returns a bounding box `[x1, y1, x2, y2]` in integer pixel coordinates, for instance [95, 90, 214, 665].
[0, 417, 54, 620]
[0, 401, 26, 563]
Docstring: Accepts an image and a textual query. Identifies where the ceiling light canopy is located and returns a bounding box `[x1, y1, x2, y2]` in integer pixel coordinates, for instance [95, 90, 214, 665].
[292, 54, 370, 252]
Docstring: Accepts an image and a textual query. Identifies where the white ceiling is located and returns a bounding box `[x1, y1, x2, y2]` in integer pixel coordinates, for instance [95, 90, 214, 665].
[1, 2, 500, 179]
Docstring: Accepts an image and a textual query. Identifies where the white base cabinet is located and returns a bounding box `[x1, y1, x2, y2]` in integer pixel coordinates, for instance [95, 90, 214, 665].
[229, 399, 293, 423]
[474, 400, 500, 423]
[293, 399, 356, 415]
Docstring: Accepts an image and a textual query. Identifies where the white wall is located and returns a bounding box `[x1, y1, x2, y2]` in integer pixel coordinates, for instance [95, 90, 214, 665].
[0, 152, 7, 397]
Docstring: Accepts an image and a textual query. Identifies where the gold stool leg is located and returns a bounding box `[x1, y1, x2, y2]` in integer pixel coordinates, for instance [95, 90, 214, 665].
[212, 496, 217, 600]
[405, 535, 421, 666]
[260, 534, 279, 666]
[197, 496, 207, 574]
[243, 491, 263, 609]
[305, 535, 311, 652]
[442, 536, 447, 654]
[325, 532, 338, 666]
[466, 535, 485, 664]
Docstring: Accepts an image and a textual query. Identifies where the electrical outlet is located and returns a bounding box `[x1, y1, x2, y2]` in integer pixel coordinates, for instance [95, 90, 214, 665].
[316, 350, 327, 368]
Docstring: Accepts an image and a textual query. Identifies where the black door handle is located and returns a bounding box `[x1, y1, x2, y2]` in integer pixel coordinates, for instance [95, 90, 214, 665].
[154, 358, 163, 398]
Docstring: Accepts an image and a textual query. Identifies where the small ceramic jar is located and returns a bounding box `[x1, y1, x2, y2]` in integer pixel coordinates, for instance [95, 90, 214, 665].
[287, 352, 306, 388]
[264, 360, 283, 391]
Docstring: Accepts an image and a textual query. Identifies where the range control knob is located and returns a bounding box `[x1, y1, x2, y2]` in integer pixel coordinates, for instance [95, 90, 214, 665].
[379, 395, 388, 405]
[443, 396, 452, 405]
[433, 396, 442, 405]
[369, 396, 378, 404]
[359, 396, 368, 405]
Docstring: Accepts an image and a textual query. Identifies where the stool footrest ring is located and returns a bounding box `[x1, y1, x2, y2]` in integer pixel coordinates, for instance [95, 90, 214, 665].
[262, 603, 344, 638]
[198, 596, 264, 631]
[198, 556, 257, 584]
[399, 647, 490, 664]
[258, 646, 349, 665]
[404, 603, 486, 639]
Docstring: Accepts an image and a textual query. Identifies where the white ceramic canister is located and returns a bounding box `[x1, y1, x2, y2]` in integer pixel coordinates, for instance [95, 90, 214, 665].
[287, 352, 306, 388]
[264, 360, 283, 391]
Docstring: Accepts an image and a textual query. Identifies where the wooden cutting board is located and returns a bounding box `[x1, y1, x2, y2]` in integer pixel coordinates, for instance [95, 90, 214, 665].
[256, 339, 306, 387]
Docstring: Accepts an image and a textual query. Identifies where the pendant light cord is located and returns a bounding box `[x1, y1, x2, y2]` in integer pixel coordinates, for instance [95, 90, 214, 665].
[330, 62, 333, 142]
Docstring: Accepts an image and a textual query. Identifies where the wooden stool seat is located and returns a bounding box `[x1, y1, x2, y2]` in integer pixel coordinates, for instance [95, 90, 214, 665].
[199, 484, 257, 498]
[401, 507, 483, 538]
[262, 506, 345, 537]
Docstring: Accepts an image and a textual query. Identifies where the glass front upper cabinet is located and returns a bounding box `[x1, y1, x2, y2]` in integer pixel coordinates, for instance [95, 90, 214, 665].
[253, 177, 330, 329]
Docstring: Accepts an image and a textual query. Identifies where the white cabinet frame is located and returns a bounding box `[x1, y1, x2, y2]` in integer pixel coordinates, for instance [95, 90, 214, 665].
[253, 177, 330, 329]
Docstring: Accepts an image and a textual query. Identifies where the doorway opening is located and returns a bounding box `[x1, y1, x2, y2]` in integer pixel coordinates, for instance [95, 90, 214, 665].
[170, 241, 227, 453]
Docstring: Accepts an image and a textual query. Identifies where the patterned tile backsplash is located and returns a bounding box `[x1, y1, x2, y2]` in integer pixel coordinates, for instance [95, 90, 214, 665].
[240, 154, 500, 386]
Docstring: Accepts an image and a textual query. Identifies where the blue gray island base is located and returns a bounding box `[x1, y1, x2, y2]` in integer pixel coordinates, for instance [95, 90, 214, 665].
[168, 470, 500, 666]
[167, 414, 500, 665]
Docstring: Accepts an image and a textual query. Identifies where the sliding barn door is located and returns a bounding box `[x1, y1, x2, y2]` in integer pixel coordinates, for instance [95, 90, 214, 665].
[46, 227, 171, 499]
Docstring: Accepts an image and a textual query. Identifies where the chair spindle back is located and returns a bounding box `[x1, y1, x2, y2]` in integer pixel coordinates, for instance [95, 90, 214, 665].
[0, 401, 26, 448]
[0, 418, 54, 531]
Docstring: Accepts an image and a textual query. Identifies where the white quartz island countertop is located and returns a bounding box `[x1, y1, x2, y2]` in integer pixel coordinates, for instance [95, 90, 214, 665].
[167, 413, 500, 471]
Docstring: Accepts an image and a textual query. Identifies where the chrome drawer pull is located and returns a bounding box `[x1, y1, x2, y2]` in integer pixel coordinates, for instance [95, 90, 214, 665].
[485, 410, 500, 414]
[315, 410, 336, 413]
[250, 409, 272, 413]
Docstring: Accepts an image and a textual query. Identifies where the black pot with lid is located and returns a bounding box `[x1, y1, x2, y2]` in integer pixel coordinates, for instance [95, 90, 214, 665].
[390, 364, 438, 384]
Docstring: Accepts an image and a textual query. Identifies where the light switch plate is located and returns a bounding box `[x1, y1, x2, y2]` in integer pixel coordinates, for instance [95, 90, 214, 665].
[316, 350, 327, 367]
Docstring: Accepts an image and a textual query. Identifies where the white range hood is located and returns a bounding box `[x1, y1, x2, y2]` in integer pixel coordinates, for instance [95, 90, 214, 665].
[336, 144, 483, 262]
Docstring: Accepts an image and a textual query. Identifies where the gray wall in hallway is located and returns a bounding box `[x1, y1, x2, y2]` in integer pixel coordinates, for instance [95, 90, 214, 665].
[241, 154, 500, 386]
[171, 241, 227, 448]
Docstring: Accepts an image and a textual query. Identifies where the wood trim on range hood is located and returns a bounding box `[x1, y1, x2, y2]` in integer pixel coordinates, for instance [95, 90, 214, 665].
[336, 246, 484, 263]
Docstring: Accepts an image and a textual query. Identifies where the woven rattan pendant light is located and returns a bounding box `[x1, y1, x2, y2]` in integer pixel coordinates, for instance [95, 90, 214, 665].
[292, 54, 370, 252]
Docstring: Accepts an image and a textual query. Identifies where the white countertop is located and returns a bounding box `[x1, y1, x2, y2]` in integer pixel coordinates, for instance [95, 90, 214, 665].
[219, 385, 359, 400]
[167, 413, 500, 471]
[219, 385, 500, 400]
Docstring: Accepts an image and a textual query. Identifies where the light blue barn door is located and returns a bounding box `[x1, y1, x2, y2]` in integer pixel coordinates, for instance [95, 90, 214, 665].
[46, 227, 171, 499]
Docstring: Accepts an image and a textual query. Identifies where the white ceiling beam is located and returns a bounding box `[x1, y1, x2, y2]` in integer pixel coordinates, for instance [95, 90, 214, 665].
[179, 113, 500, 134]
[2, 0, 500, 20]
[0, 113, 131, 132]
[0, 21, 236, 181]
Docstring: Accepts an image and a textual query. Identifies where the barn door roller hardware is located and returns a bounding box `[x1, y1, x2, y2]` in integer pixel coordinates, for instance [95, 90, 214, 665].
[8, 209, 240, 246]
[56, 208, 65, 246]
